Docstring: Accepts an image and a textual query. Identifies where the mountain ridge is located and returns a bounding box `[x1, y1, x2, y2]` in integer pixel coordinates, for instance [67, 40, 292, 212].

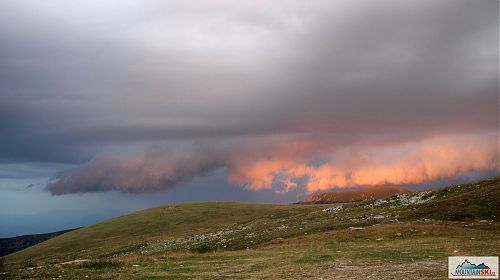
[299, 186, 411, 204]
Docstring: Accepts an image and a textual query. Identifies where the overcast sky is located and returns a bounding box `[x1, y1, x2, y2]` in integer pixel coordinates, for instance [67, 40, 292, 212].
[0, 0, 498, 236]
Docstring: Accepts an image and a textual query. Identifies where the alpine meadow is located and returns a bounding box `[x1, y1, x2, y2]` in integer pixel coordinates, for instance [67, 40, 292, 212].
[0, 1, 498, 279]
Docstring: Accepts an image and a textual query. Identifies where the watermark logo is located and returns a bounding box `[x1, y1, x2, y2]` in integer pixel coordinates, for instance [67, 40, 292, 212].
[449, 257, 498, 279]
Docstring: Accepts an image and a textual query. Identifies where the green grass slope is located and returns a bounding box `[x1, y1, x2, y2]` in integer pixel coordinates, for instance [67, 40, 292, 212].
[2, 177, 499, 279]
[6, 203, 319, 262]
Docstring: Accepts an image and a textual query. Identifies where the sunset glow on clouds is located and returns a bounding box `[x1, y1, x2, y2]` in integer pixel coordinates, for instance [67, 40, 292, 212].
[226, 134, 499, 193]
[46, 133, 499, 194]
[1, 0, 498, 196]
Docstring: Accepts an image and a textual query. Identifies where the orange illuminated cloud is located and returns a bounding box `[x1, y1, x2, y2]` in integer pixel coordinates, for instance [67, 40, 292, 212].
[225, 134, 499, 193]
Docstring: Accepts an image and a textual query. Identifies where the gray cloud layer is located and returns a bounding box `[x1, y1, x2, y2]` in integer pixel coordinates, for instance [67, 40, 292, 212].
[46, 146, 222, 194]
[0, 0, 498, 194]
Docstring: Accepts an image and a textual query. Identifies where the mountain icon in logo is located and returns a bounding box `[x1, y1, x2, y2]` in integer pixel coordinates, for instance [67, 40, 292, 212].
[450, 257, 498, 278]
[456, 260, 491, 270]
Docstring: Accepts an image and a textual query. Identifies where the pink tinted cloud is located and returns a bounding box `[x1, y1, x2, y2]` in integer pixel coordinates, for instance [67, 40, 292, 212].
[47, 133, 498, 195]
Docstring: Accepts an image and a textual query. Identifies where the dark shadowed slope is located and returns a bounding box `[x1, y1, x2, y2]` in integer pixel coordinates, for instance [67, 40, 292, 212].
[299, 186, 411, 204]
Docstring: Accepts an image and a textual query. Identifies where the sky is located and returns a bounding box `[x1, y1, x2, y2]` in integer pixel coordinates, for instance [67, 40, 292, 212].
[0, 0, 498, 237]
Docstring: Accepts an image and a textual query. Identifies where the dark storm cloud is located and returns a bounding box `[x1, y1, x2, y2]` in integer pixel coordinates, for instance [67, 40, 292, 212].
[46, 146, 223, 195]
[0, 0, 498, 194]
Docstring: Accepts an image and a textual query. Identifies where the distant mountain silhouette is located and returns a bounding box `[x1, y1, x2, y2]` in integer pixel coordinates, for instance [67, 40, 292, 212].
[298, 186, 411, 204]
[0, 228, 81, 257]
[456, 260, 491, 270]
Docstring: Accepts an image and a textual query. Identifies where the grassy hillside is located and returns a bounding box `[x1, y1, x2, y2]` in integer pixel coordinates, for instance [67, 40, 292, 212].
[2, 177, 499, 279]
[5, 203, 320, 262]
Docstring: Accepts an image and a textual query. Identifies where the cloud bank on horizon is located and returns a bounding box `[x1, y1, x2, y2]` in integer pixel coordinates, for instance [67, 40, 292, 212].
[0, 0, 498, 195]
